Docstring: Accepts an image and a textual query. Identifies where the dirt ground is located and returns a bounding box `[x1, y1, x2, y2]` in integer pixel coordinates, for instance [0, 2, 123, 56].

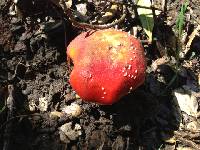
[0, 0, 200, 150]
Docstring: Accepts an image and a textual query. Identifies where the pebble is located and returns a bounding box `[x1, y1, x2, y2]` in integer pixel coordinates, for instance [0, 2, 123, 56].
[59, 122, 82, 142]
[62, 103, 82, 117]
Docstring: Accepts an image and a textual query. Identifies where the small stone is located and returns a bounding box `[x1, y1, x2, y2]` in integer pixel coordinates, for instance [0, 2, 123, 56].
[62, 103, 82, 117]
[28, 99, 36, 112]
[59, 122, 82, 142]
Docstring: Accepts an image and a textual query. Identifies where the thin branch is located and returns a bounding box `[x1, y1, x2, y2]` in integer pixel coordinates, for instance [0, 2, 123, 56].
[177, 136, 200, 150]
[64, 5, 127, 30]
[175, 131, 200, 150]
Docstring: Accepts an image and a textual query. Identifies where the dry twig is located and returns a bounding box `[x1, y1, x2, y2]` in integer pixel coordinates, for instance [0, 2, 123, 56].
[174, 131, 200, 149]
[63, 4, 127, 30]
[179, 24, 200, 58]
[162, 0, 167, 12]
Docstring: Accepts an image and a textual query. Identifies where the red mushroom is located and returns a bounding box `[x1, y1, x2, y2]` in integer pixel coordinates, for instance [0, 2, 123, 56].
[67, 29, 146, 105]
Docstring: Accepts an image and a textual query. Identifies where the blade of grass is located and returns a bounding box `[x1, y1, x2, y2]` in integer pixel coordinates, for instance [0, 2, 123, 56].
[176, 0, 189, 38]
[0, 105, 6, 114]
[163, 0, 189, 93]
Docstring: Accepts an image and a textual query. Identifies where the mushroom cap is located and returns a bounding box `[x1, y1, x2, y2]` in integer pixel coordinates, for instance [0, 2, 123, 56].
[67, 29, 146, 105]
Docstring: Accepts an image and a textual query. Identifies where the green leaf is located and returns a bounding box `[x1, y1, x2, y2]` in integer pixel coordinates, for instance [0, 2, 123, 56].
[176, 0, 189, 37]
[137, 0, 154, 43]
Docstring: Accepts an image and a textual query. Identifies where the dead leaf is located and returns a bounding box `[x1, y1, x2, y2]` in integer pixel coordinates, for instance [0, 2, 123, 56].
[173, 88, 198, 117]
[137, 0, 154, 42]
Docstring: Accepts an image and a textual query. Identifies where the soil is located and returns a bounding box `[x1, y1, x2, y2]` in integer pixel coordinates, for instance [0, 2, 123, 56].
[0, 0, 200, 150]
